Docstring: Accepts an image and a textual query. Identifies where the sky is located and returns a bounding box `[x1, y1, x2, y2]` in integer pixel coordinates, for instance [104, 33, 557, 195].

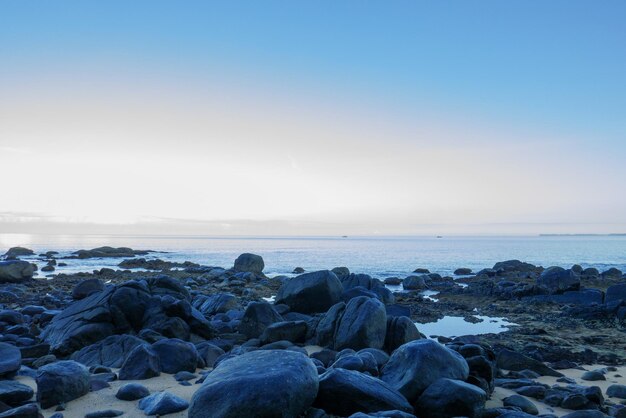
[1, 1, 625, 236]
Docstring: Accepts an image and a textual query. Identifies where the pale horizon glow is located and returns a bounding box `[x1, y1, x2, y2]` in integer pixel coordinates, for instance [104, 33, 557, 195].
[1, 1, 626, 236]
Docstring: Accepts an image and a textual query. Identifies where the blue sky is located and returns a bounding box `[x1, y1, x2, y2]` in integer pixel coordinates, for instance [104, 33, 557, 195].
[1, 1, 625, 235]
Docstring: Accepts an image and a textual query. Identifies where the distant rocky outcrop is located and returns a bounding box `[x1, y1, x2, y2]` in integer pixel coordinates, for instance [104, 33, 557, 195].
[69, 246, 152, 259]
[2, 246, 35, 258]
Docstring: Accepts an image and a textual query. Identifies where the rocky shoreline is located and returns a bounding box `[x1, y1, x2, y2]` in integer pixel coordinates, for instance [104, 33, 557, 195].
[1, 247, 625, 417]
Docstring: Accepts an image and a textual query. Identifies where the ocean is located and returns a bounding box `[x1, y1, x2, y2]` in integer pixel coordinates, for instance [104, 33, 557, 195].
[2, 234, 625, 278]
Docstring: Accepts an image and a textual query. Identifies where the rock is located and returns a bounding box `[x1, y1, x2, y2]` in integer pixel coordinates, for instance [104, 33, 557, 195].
[503, 394, 539, 415]
[537, 267, 580, 294]
[119, 344, 160, 380]
[413, 268, 430, 274]
[381, 339, 469, 403]
[71, 335, 147, 368]
[496, 349, 563, 377]
[384, 316, 421, 353]
[607, 384, 626, 399]
[0, 343, 21, 378]
[138, 391, 189, 415]
[189, 350, 318, 418]
[36, 360, 90, 409]
[334, 296, 387, 351]
[581, 370, 606, 381]
[605, 283, 626, 304]
[195, 342, 225, 369]
[314, 368, 412, 416]
[561, 411, 607, 418]
[0, 380, 34, 406]
[0, 404, 39, 418]
[41, 277, 206, 356]
[415, 378, 486, 418]
[72, 246, 150, 259]
[275, 270, 343, 314]
[601, 268, 623, 280]
[259, 320, 308, 345]
[72, 278, 105, 300]
[332, 267, 350, 279]
[3, 247, 35, 258]
[293, 267, 305, 274]
[402, 275, 427, 290]
[493, 260, 537, 275]
[239, 301, 283, 339]
[193, 293, 238, 316]
[41, 265, 55, 272]
[0, 261, 34, 283]
[384, 277, 402, 285]
[233, 253, 264, 274]
[455, 268, 473, 275]
[151, 338, 198, 374]
[115, 383, 150, 401]
[84, 410, 124, 418]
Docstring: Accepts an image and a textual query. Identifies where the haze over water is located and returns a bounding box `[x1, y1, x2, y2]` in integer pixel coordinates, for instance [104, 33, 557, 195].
[3, 234, 625, 278]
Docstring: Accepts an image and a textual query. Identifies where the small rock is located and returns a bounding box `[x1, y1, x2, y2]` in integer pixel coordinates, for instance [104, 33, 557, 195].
[138, 391, 189, 415]
[116, 383, 150, 401]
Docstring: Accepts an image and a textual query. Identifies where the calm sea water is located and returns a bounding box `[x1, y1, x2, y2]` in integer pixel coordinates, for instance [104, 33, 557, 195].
[1, 234, 625, 278]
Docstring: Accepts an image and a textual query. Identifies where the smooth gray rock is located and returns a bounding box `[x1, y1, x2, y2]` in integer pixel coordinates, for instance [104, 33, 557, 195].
[189, 350, 318, 418]
[275, 270, 343, 314]
[537, 267, 580, 294]
[0, 380, 34, 406]
[72, 278, 105, 300]
[503, 394, 539, 415]
[151, 338, 198, 374]
[402, 275, 427, 290]
[138, 391, 189, 415]
[415, 378, 486, 418]
[116, 383, 150, 401]
[239, 301, 283, 339]
[314, 368, 413, 416]
[334, 296, 387, 351]
[118, 344, 160, 380]
[233, 253, 264, 274]
[381, 339, 469, 403]
[36, 360, 90, 408]
[0, 343, 21, 378]
[0, 260, 34, 283]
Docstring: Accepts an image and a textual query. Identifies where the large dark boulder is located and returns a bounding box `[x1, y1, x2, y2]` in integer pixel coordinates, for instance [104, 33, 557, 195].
[0, 261, 34, 283]
[72, 278, 105, 300]
[36, 360, 90, 408]
[119, 344, 161, 380]
[41, 278, 210, 356]
[0, 343, 21, 378]
[239, 301, 283, 339]
[334, 296, 387, 351]
[415, 378, 486, 418]
[493, 260, 537, 274]
[233, 253, 264, 274]
[384, 316, 421, 353]
[189, 350, 318, 418]
[315, 302, 346, 347]
[537, 267, 580, 294]
[381, 340, 469, 403]
[70, 334, 147, 368]
[314, 368, 413, 416]
[275, 270, 343, 314]
[496, 349, 562, 377]
[0, 404, 40, 418]
[151, 338, 198, 374]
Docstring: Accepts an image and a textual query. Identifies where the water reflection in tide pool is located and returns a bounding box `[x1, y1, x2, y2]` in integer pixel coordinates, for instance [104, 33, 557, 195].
[416, 315, 516, 339]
